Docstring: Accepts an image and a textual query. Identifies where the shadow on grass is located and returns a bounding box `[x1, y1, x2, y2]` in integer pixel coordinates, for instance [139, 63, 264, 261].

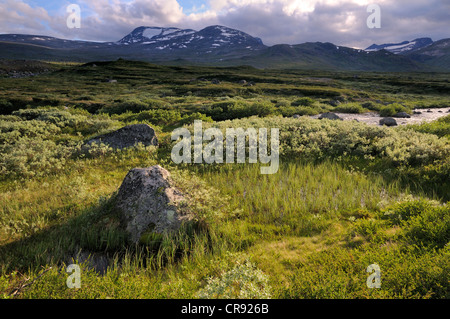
[0, 193, 212, 277]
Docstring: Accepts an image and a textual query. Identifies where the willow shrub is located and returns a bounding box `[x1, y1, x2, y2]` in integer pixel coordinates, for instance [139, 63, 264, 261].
[198, 116, 450, 167]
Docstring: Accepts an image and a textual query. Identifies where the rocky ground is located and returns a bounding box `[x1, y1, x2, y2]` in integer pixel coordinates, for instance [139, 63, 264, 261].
[0, 60, 56, 78]
[311, 107, 450, 126]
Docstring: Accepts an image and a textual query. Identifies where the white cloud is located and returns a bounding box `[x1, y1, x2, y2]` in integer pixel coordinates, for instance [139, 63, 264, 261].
[0, 0, 448, 48]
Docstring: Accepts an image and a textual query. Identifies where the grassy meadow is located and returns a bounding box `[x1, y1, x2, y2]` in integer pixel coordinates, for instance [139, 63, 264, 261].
[0, 60, 449, 299]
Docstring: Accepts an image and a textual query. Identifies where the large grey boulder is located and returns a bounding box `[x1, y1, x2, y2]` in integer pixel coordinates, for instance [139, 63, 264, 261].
[114, 166, 193, 244]
[87, 124, 158, 150]
[380, 117, 398, 127]
[319, 112, 343, 121]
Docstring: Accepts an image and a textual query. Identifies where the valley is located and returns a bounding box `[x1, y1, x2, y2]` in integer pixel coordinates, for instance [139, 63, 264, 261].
[0, 59, 449, 299]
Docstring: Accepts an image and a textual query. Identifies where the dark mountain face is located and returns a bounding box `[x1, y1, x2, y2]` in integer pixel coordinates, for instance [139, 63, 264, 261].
[0, 34, 109, 49]
[116, 25, 266, 56]
[365, 38, 434, 55]
[404, 38, 450, 69]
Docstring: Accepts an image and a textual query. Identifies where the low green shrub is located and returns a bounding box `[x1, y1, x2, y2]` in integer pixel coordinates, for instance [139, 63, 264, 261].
[291, 97, 315, 107]
[197, 261, 272, 299]
[407, 115, 450, 139]
[334, 103, 367, 114]
[379, 103, 410, 117]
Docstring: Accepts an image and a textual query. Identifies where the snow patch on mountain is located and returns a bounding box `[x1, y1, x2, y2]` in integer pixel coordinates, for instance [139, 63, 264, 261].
[142, 28, 162, 39]
[365, 38, 433, 55]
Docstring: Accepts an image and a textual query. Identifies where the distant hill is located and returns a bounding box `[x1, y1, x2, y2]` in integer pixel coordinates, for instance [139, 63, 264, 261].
[404, 39, 450, 70]
[232, 42, 423, 71]
[0, 26, 449, 71]
[365, 38, 434, 55]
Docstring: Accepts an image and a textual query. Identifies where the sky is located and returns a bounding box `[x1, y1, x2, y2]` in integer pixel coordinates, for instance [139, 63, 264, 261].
[0, 0, 449, 49]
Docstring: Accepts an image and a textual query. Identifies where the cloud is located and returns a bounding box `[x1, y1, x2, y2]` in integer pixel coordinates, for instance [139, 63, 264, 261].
[0, 0, 448, 48]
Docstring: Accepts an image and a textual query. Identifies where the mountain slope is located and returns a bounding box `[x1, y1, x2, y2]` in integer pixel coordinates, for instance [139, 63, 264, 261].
[233, 42, 424, 71]
[0, 27, 448, 71]
[405, 38, 450, 70]
[116, 25, 266, 57]
[365, 38, 433, 55]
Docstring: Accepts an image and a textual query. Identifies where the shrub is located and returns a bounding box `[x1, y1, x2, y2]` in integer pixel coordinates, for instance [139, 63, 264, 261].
[0, 137, 76, 179]
[401, 203, 450, 249]
[291, 97, 315, 107]
[407, 115, 450, 139]
[99, 98, 168, 114]
[197, 261, 272, 299]
[362, 101, 381, 112]
[334, 103, 367, 114]
[203, 101, 276, 121]
[0, 99, 15, 115]
[380, 200, 435, 225]
[379, 103, 410, 117]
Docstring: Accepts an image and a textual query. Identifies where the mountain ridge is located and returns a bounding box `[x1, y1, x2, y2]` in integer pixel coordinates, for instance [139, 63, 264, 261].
[365, 37, 434, 55]
[0, 25, 449, 71]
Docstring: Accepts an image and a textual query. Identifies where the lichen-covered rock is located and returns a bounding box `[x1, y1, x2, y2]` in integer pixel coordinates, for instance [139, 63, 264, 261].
[319, 112, 343, 121]
[86, 124, 158, 150]
[114, 165, 193, 244]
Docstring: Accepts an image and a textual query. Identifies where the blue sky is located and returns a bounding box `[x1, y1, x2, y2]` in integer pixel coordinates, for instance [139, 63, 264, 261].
[1, 0, 449, 49]
[178, 0, 209, 13]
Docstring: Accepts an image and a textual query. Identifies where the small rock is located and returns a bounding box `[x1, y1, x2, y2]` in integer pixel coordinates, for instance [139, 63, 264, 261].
[380, 117, 398, 127]
[211, 79, 221, 85]
[319, 112, 343, 121]
[86, 124, 158, 150]
[393, 112, 411, 118]
[328, 100, 341, 107]
[293, 114, 301, 119]
[413, 111, 422, 115]
[238, 80, 247, 85]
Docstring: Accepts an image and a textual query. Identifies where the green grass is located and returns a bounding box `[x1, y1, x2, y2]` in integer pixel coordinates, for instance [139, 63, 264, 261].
[0, 60, 449, 299]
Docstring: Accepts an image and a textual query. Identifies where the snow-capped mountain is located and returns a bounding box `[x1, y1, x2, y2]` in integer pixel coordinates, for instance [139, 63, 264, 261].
[1, 27, 449, 71]
[365, 38, 433, 55]
[117, 27, 196, 45]
[117, 25, 266, 54]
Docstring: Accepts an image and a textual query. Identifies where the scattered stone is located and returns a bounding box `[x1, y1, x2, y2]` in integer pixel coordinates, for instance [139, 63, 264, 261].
[393, 112, 411, 118]
[319, 112, 343, 121]
[114, 165, 194, 244]
[380, 117, 398, 127]
[328, 100, 341, 107]
[238, 80, 247, 85]
[413, 111, 422, 115]
[427, 109, 433, 113]
[86, 124, 158, 150]
[293, 114, 301, 119]
[211, 79, 221, 85]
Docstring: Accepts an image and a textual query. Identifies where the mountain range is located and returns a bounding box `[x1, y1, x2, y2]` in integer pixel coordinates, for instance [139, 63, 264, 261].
[0, 25, 449, 72]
